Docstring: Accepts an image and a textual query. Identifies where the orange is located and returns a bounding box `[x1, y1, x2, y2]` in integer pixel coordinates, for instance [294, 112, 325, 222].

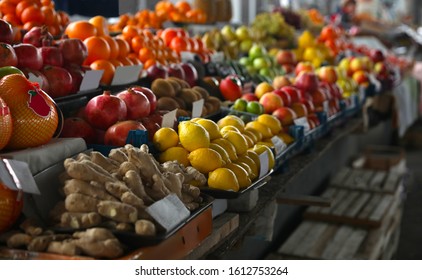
[160, 28, 178, 46]
[0, 1, 16, 16]
[90, 59, 115, 86]
[175, 1, 191, 13]
[3, 14, 20, 26]
[41, 5, 55, 25]
[169, 36, 188, 53]
[47, 23, 61, 36]
[65, 20, 97, 41]
[101, 35, 119, 59]
[83, 36, 110, 65]
[143, 58, 156, 69]
[122, 25, 139, 40]
[138, 47, 154, 63]
[115, 37, 130, 58]
[131, 35, 145, 53]
[23, 21, 41, 30]
[89, 15, 109, 36]
[109, 58, 124, 68]
[16, 0, 35, 19]
[118, 56, 134, 66]
[21, 5, 44, 24]
[128, 54, 142, 65]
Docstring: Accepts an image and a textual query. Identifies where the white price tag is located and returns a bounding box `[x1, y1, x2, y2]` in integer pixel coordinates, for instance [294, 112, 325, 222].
[111, 65, 142, 86]
[258, 151, 269, 179]
[79, 70, 103, 91]
[180, 51, 196, 62]
[358, 86, 366, 102]
[350, 95, 356, 109]
[323, 100, 330, 114]
[27, 72, 44, 86]
[271, 136, 286, 156]
[161, 109, 177, 128]
[191, 99, 204, 118]
[210, 51, 225, 63]
[294, 117, 311, 134]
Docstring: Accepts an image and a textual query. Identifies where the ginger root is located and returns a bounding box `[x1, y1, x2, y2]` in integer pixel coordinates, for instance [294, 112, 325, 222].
[65, 193, 100, 213]
[104, 181, 131, 200]
[97, 200, 138, 223]
[20, 218, 43, 237]
[63, 179, 117, 202]
[64, 158, 115, 184]
[109, 148, 128, 164]
[61, 212, 102, 229]
[47, 240, 80, 256]
[7, 233, 32, 249]
[123, 170, 154, 204]
[135, 220, 156, 236]
[73, 228, 124, 259]
[28, 234, 71, 252]
[90, 151, 120, 173]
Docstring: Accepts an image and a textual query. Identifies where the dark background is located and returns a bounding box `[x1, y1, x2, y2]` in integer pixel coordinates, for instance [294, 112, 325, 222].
[54, 0, 119, 17]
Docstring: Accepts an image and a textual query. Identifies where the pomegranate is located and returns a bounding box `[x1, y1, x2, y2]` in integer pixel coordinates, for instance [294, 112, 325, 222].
[0, 43, 18, 67]
[131, 86, 157, 113]
[41, 66, 73, 98]
[85, 91, 127, 130]
[60, 117, 96, 144]
[140, 116, 161, 141]
[116, 88, 150, 120]
[104, 120, 146, 146]
[13, 43, 43, 70]
[58, 38, 88, 65]
[0, 19, 13, 44]
[22, 26, 53, 48]
[22, 68, 50, 93]
[64, 64, 84, 93]
[40, 46, 63, 67]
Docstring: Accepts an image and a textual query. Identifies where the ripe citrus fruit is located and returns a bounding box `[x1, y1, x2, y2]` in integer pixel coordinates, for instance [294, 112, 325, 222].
[222, 130, 248, 156]
[242, 133, 254, 148]
[253, 144, 275, 170]
[188, 148, 223, 174]
[246, 121, 273, 138]
[235, 155, 258, 181]
[65, 20, 97, 41]
[158, 146, 190, 167]
[192, 118, 221, 140]
[246, 150, 261, 173]
[89, 15, 109, 36]
[224, 162, 251, 189]
[178, 121, 210, 152]
[217, 115, 245, 132]
[277, 132, 295, 145]
[90, 59, 115, 86]
[153, 127, 179, 152]
[245, 127, 263, 142]
[212, 138, 238, 161]
[83, 36, 111, 65]
[220, 125, 240, 134]
[209, 143, 231, 165]
[243, 129, 259, 143]
[257, 114, 282, 135]
[208, 168, 239, 192]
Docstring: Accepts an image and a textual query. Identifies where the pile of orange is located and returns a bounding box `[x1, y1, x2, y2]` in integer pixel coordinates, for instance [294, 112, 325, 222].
[0, 0, 69, 36]
[155, 0, 207, 24]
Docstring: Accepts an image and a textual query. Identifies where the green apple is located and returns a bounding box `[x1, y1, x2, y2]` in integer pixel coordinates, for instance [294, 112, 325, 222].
[0, 66, 24, 79]
[232, 98, 247, 112]
[253, 57, 269, 70]
[239, 56, 252, 66]
[259, 67, 273, 78]
[248, 44, 266, 60]
[246, 65, 256, 75]
[246, 101, 264, 115]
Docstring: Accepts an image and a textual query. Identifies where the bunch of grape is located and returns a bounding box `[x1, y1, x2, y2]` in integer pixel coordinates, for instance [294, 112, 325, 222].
[251, 12, 295, 41]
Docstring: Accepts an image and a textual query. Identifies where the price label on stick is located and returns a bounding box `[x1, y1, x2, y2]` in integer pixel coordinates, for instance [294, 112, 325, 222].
[111, 65, 142, 86]
[161, 109, 177, 128]
[294, 117, 311, 134]
[191, 99, 204, 118]
[79, 70, 103, 91]
[271, 136, 287, 156]
[323, 100, 330, 115]
[180, 52, 196, 62]
[210, 52, 224, 63]
[258, 152, 269, 179]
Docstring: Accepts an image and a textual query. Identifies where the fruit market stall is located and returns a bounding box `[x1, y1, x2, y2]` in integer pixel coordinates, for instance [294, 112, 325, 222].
[0, 0, 419, 260]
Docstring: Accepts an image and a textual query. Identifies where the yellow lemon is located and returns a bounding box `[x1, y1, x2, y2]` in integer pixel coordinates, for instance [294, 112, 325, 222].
[217, 115, 245, 132]
[277, 132, 295, 145]
[220, 125, 240, 134]
[235, 155, 259, 181]
[222, 130, 248, 156]
[153, 127, 179, 152]
[245, 127, 263, 142]
[242, 133, 254, 148]
[256, 114, 282, 135]
[243, 129, 259, 143]
[224, 162, 251, 189]
[193, 118, 221, 140]
[178, 121, 210, 152]
[158, 146, 190, 167]
[188, 148, 223, 174]
[246, 150, 260, 172]
[257, 139, 275, 148]
[208, 168, 239, 192]
[209, 143, 231, 165]
[245, 121, 272, 138]
[253, 144, 275, 170]
[212, 138, 238, 161]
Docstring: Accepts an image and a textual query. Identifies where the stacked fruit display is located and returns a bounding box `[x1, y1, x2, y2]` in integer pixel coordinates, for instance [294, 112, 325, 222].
[153, 114, 283, 192]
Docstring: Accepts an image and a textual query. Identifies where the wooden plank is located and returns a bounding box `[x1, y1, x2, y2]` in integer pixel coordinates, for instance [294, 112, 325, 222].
[321, 226, 354, 259]
[306, 224, 339, 259]
[278, 221, 313, 255]
[357, 193, 383, 221]
[343, 192, 372, 218]
[320, 189, 349, 214]
[307, 188, 336, 214]
[331, 167, 352, 187]
[359, 170, 375, 189]
[335, 229, 368, 259]
[276, 194, 332, 207]
[369, 171, 387, 190]
[383, 172, 400, 193]
[332, 190, 360, 216]
[293, 222, 329, 258]
[368, 195, 394, 223]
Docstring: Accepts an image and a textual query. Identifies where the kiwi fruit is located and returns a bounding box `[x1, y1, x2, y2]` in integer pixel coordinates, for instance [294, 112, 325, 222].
[168, 77, 190, 89]
[151, 78, 176, 98]
[156, 97, 180, 111]
[180, 88, 199, 105]
[201, 106, 208, 117]
[174, 96, 187, 110]
[207, 96, 222, 111]
[166, 78, 182, 94]
[204, 101, 215, 114]
[192, 86, 209, 100]
[176, 109, 190, 118]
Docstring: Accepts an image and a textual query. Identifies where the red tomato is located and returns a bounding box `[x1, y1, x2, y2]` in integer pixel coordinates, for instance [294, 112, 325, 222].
[219, 76, 242, 102]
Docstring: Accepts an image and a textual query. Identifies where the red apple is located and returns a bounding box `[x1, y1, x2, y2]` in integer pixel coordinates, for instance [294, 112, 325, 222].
[280, 86, 301, 103]
[259, 92, 283, 114]
[272, 75, 291, 89]
[307, 113, 320, 127]
[116, 88, 151, 120]
[295, 61, 314, 76]
[272, 107, 297, 126]
[295, 72, 319, 93]
[104, 120, 146, 146]
[291, 102, 308, 118]
[241, 93, 259, 102]
[282, 64, 295, 74]
[317, 66, 338, 84]
[276, 50, 296, 65]
[352, 70, 369, 85]
[85, 91, 128, 130]
[300, 98, 315, 114]
[130, 86, 157, 113]
[60, 117, 96, 144]
[167, 63, 185, 80]
[369, 49, 385, 63]
[374, 61, 389, 75]
[147, 63, 168, 81]
[310, 88, 328, 107]
[181, 62, 198, 87]
[349, 57, 367, 73]
[272, 89, 292, 107]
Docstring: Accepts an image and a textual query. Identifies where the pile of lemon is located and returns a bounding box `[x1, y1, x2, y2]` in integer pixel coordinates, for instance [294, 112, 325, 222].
[153, 114, 294, 192]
